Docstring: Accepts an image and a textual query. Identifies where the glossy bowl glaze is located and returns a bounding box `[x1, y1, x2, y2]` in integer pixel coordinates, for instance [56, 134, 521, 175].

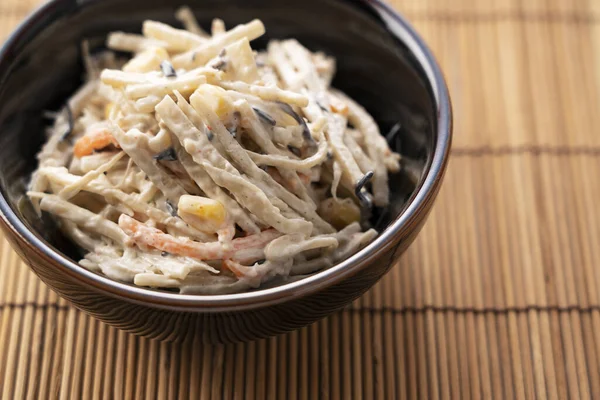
[0, 0, 451, 342]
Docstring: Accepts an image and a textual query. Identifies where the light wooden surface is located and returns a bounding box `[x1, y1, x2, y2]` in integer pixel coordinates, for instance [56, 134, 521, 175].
[1, 0, 599, 398]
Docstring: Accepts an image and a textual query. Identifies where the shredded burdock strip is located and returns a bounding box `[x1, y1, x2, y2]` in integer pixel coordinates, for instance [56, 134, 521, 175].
[171, 138, 260, 234]
[28, 12, 401, 293]
[175, 6, 209, 37]
[172, 19, 265, 69]
[142, 20, 206, 52]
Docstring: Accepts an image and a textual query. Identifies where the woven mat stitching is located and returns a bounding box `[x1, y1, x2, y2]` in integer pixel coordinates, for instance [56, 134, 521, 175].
[403, 11, 600, 23]
[452, 145, 600, 156]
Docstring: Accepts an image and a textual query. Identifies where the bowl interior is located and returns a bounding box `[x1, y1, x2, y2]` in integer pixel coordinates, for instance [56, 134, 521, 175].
[0, 0, 436, 291]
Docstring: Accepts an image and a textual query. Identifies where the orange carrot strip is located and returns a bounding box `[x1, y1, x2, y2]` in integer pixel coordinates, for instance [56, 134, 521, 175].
[298, 172, 310, 185]
[118, 214, 280, 261]
[329, 97, 349, 116]
[73, 129, 120, 158]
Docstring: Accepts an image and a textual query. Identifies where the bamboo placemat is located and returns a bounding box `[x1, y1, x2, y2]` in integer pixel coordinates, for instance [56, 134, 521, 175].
[1, 0, 600, 398]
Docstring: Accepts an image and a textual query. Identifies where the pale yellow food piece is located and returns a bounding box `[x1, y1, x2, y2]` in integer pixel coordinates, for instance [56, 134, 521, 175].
[317, 197, 360, 230]
[224, 38, 259, 83]
[177, 194, 227, 232]
[104, 103, 115, 120]
[193, 84, 231, 118]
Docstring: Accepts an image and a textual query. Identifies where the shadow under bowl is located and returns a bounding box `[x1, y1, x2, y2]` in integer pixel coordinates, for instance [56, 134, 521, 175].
[0, 0, 451, 342]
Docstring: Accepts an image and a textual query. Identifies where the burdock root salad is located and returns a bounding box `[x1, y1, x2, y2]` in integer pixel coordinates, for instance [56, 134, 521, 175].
[28, 7, 401, 294]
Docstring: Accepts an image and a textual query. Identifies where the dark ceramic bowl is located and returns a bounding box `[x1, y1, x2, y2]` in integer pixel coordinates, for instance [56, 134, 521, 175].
[0, 0, 451, 342]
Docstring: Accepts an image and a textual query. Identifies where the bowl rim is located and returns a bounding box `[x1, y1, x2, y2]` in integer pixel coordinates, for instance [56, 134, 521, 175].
[0, 0, 452, 312]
